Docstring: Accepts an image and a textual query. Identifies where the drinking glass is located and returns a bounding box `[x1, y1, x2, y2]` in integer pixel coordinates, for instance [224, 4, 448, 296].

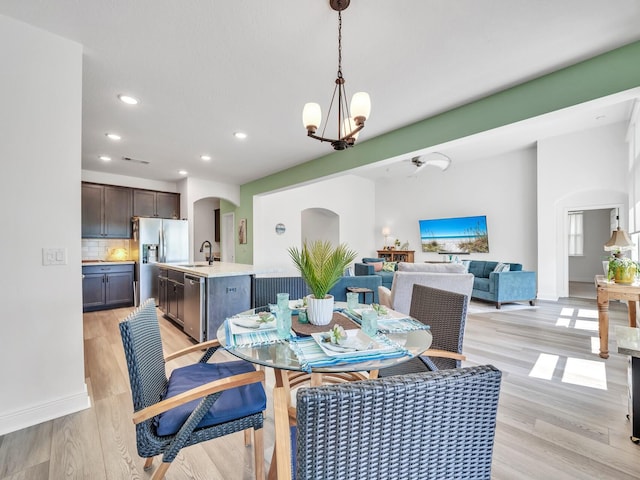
[346, 292, 359, 310]
[360, 309, 378, 337]
[276, 293, 291, 338]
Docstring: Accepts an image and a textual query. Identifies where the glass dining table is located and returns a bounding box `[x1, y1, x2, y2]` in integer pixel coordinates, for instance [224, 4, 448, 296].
[216, 303, 433, 384]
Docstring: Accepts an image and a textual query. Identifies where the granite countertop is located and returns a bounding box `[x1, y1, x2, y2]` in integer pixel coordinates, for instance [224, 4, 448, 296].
[616, 326, 640, 357]
[81, 260, 135, 266]
[157, 261, 267, 278]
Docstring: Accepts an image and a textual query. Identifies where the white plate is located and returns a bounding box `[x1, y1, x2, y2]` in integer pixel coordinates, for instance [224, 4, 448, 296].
[229, 314, 277, 334]
[310, 329, 395, 358]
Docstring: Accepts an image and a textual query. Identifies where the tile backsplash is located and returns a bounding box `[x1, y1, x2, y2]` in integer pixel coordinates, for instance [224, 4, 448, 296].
[82, 239, 132, 261]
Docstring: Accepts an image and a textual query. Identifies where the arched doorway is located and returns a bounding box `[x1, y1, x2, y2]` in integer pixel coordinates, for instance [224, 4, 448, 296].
[301, 207, 339, 245]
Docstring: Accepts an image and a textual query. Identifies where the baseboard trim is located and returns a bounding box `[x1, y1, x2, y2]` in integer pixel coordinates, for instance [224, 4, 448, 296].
[0, 384, 91, 436]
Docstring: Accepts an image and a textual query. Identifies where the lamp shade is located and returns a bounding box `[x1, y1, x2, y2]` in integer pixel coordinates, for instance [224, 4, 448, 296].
[350, 92, 371, 121]
[303, 103, 322, 130]
[604, 227, 635, 251]
[381, 227, 391, 236]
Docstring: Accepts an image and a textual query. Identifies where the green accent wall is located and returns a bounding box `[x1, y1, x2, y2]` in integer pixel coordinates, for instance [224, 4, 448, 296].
[233, 40, 640, 264]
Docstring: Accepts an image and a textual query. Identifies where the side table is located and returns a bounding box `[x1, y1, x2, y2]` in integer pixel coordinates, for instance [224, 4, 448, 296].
[595, 275, 639, 358]
[346, 286, 374, 304]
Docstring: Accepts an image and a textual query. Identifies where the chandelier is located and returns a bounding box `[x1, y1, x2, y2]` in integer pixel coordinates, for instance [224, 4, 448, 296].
[302, 0, 371, 150]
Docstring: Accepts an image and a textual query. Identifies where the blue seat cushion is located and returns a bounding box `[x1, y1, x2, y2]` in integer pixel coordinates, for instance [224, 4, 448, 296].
[156, 361, 266, 436]
[474, 277, 490, 292]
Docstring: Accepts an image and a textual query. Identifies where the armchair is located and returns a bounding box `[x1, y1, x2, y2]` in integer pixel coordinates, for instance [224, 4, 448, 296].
[378, 284, 468, 377]
[119, 299, 266, 480]
[273, 365, 502, 480]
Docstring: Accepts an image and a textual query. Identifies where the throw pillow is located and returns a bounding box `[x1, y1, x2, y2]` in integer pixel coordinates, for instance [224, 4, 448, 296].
[371, 262, 383, 272]
[382, 261, 397, 272]
[461, 260, 471, 272]
[494, 262, 510, 273]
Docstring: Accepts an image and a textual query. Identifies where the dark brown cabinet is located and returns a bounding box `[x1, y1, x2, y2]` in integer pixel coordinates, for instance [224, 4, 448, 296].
[158, 269, 168, 313]
[133, 189, 180, 219]
[82, 183, 132, 238]
[164, 269, 185, 326]
[82, 264, 134, 312]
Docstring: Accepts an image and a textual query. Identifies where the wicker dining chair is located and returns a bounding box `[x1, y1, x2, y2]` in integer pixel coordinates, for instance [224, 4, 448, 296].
[378, 283, 468, 377]
[119, 299, 266, 480]
[273, 365, 502, 480]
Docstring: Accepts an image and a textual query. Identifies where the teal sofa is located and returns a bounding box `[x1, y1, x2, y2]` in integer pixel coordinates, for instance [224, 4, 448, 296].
[354, 257, 397, 289]
[467, 260, 536, 309]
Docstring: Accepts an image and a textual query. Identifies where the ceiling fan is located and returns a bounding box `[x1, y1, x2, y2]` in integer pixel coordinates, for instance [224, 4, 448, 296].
[405, 152, 451, 177]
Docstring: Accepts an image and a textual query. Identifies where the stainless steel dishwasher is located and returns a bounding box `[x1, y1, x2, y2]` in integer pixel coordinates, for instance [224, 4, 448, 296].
[183, 274, 205, 342]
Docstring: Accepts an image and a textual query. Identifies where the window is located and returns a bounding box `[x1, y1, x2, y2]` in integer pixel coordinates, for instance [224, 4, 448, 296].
[568, 211, 584, 256]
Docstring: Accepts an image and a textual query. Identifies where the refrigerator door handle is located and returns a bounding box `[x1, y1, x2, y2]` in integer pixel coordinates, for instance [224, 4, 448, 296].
[159, 228, 164, 262]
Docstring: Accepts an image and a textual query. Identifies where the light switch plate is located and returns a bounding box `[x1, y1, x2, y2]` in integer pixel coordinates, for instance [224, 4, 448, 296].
[43, 247, 67, 266]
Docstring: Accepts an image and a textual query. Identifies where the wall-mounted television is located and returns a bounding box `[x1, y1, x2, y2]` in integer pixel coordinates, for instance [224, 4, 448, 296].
[419, 215, 489, 253]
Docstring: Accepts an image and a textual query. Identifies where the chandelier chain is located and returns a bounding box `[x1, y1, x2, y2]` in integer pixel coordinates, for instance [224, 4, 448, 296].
[337, 10, 342, 77]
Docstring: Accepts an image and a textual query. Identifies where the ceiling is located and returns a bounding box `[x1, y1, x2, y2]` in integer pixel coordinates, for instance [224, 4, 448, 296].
[2, 0, 640, 185]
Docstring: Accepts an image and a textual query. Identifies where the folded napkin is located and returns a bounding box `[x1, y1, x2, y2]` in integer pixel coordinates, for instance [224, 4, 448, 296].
[224, 320, 288, 348]
[340, 310, 429, 333]
[289, 336, 410, 373]
[377, 317, 430, 333]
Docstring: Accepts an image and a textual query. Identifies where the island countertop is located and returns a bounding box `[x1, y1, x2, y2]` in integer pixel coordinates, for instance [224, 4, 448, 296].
[616, 325, 640, 357]
[157, 261, 266, 278]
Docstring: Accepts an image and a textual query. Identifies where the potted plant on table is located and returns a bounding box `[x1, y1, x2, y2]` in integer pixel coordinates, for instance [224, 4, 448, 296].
[288, 240, 357, 325]
[607, 254, 639, 284]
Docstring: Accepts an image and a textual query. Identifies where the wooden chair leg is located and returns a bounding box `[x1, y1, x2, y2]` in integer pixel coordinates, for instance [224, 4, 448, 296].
[244, 428, 252, 446]
[151, 462, 171, 480]
[143, 457, 154, 470]
[254, 427, 265, 480]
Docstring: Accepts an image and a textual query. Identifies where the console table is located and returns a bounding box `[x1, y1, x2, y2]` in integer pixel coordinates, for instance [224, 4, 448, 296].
[377, 250, 414, 263]
[595, 275, 639, 359]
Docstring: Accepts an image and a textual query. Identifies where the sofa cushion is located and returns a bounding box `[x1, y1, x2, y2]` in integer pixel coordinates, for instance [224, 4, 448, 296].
[474, 277, 491, 292]
[398, 262, 466, 273]
[371, 262, 383, 272]
[362, 257, 385, 264]
[382, 261, 397, 272]
[494, 262, 510, 273]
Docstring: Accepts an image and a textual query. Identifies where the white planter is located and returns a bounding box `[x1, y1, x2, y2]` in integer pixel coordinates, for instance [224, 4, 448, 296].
[306, 294, 334, 326]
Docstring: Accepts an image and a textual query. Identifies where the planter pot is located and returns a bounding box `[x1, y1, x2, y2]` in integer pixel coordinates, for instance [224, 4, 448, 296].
[609, 259, 637, 284]
[614, 266, 637, 284]
[306, 294, 334, 325]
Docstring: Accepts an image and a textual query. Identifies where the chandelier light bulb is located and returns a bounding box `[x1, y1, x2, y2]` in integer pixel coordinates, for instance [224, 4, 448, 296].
[350, 92, 371, 124]
[303, 103, 322, 134]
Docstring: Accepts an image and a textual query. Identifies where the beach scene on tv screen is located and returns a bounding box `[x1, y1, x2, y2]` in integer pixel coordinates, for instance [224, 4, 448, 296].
[419, 215, 489, 253]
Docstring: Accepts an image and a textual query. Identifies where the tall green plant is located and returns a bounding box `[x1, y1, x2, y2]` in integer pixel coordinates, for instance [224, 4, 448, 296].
[288, 241, 357, 299]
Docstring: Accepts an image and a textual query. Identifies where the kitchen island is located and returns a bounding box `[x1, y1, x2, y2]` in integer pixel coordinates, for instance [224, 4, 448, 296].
[156, 261, 262, 342]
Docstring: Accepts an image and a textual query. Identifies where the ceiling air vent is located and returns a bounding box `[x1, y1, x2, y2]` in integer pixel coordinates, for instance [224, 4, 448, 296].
[121, 156, 150, 165]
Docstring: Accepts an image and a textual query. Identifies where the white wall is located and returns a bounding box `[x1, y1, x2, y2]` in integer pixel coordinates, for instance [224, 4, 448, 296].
[193, 198, 220, 261]
[253, 175, 376, 275]
[0, 15, 88, 434]
[568, 209, 611, 282]
[538, 122, 628, 300]
[375, 149, 538, 270]
[182, 177, 239, 261]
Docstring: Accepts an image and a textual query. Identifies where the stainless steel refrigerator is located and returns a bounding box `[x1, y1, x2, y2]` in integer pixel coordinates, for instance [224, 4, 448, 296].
[131, 217, 189, 306]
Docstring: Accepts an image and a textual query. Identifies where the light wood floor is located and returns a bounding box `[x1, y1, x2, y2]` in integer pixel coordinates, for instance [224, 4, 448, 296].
[1, 297, 639, 479]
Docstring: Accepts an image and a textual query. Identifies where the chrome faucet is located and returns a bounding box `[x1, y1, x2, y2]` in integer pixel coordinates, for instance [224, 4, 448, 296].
[199, 240, 213, 265]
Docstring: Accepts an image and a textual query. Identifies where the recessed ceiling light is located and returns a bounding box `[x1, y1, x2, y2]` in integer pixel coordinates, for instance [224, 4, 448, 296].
[200, 154, 211, 161]
[118, 94, 138, 105]
[105, 133, 121, 141]
[98, 155, 111, 161]
[234, 131, 247, 140]
[178, 170, 188, 175]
